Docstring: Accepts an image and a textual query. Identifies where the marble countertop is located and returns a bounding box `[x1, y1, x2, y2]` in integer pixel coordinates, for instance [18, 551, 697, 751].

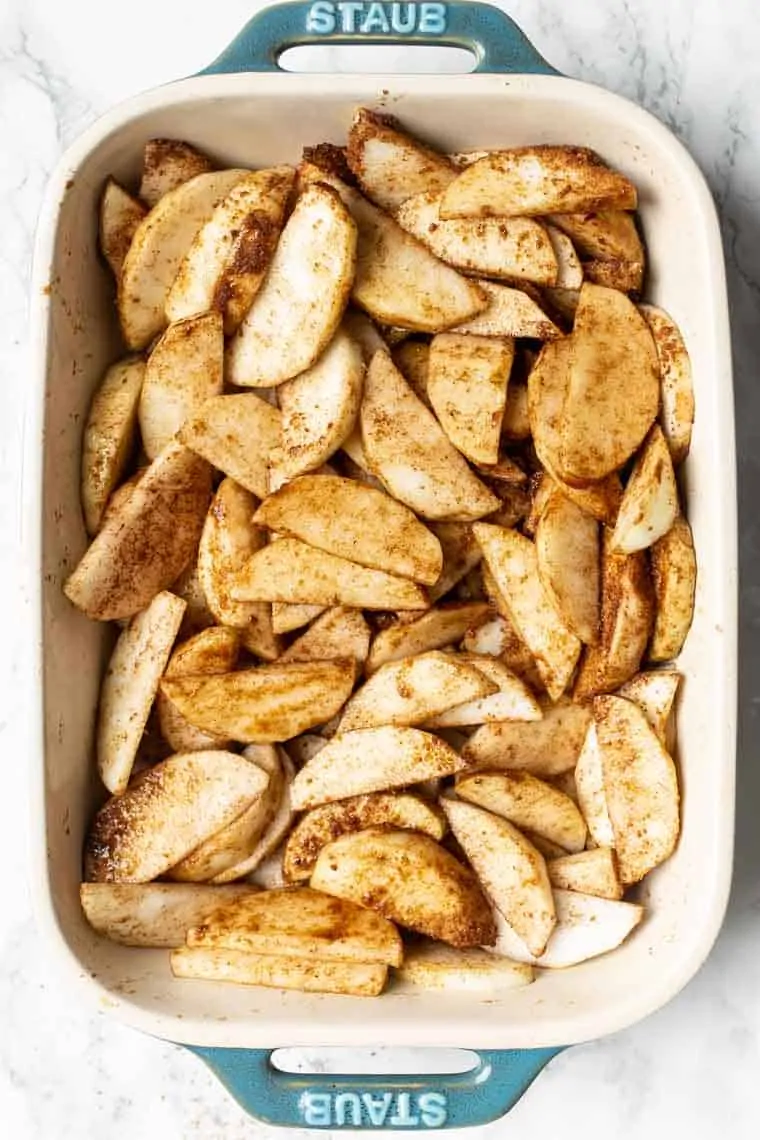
[1, 0, 759, 1136]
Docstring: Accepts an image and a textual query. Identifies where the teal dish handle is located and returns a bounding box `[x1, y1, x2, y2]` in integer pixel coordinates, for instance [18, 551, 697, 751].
[200, 1, 558, 75]
[190, 2, 563, 1130]
[187, 1045, 563, 1129]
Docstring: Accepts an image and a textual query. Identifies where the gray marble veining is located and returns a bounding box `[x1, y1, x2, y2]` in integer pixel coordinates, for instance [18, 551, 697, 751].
[1, 1, 759, 1136]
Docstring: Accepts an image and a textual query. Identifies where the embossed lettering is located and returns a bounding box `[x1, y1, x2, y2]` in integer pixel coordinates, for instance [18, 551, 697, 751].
[339, 1, 365, 32]
[361, 1, 392, 33]
[390, 1091, 420, 1127]
[307, 1, 448, 37]
[335, 1093, 363, 1126]
[390, 2, 417, 34]
[300, 1087, 448, 1129]
[300, 1091, 333, 1126]
[306, 0, 336, 34]
[361, 1092, 394, 1125]
[419, 1091, 449, 1128]
[419, 1, 447, 34]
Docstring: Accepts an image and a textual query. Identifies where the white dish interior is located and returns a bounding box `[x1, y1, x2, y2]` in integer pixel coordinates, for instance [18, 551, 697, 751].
[29, 72, 735, 1049]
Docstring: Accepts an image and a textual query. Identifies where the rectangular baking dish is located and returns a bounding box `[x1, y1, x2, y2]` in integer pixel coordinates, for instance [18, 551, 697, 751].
[26, 0, 736, 1129]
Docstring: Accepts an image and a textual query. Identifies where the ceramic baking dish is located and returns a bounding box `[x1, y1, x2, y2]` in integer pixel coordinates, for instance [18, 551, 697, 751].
[27, 2, 736, 1129]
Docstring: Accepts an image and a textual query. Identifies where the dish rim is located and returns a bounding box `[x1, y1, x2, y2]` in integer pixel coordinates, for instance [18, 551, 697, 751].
[26, 68, 736, 1049]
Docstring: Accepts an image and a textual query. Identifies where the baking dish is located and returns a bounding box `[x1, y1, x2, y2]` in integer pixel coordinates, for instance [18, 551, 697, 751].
[27, 1, 736, 1129]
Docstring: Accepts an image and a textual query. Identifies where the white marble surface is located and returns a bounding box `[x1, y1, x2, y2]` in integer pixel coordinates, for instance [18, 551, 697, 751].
[1, 0, 759, 1136]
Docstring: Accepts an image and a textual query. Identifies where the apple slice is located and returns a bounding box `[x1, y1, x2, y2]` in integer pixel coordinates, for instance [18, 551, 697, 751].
[442, 798, 556, 957]
[456, 771, 587, 853]
[594, 695, 680, 883]
[172, 558, 215, 638]
[474, 524, 581, 700]
[80, 882, 256, 947]
[246, 846, 288, 890]
[584, 257, 644, 294]
[163, 627, 240, 674]
[96, 591, 185, 794]
[640, 304, 694, 465]
[611, 425, 678, 554]
[524, 833, 568, 861]
[427, 654, 541, 727]
[618, 669, 681, 743]
[139, 138, 213, 206]
[139, 312, 224, 459]
[283, 792, 445, 882]
[84, 751, 268, 882]
[524, 472, 556, 538]
[169, 743, 284, 883]
[231, 536, 428, 611]
[196, 478, 278, 661]
[179, 393, 280, 500]
[157, 626, 240, 754]
[160, 659, 355, 744]
[489, 890, 643, 968]
[649, 515, 698, 662]
[453, 281, 561, 340]
[119, 169, 247, 349]
[393, 340, 431, 408]
[441, 147, 637, 219]
[502, 378, 530, 440]
[463, 696, 590, 777]
[461, 608, 541, 690]
[166, 166, 294, 331]
[651, 515, 697, 661]
[574, 722, 614, 847]
[478, 455, 529, 489]
[227, 183, 356, 387]
[280, 607, 371, 668]
[545, 224, 583, 289]
[342, 308, 388, 361]
[211, 751, 297, 884]
[397, 192, 557, 285]
[171, 947, 387, 996]
[347, 107, 455, 210]
[339, 650, 496, 731]
[527, 339, 623, 526]
[254, 474, 442, 584]
[535, 491, 600, 644]
[547, 848, 623, 900]
[558, 283, 659, 483]
[275, 329, 364, 480]
[290, 726, 467, 810]
[271, 602, 326, 635]
[311, 828, 496, 948]
[65, 442, 211, 621]
[428, 524, 483, 603]
[99, 179, 146, 278]
[300, 160, 486, 331]
[186, 885, 402, 966]
[366, 602, 490, 673]
[340, 425, 380, 485]
[80, 355, 144, 535]
[399, 941, 533, 992]
[361, 350, 500, 521]
[574, 537, 654, 698]
[427, 333, 514, 466]
[548, 210, 643, 262]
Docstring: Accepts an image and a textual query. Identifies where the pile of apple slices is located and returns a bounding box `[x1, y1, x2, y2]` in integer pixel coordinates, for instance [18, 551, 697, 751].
[73, 110, 696, 998]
